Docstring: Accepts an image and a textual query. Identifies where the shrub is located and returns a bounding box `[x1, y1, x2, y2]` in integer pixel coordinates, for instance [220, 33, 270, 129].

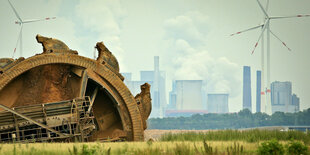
[257, 139, 284, 155]
[286, 141, 309, 155]
[81, 144, 97, 155]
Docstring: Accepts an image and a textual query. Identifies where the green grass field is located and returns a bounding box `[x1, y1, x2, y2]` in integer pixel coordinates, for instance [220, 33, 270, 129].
[160, 129, 310, 144]
[0, 130, 309, 155]
[0, 141, 267, 155]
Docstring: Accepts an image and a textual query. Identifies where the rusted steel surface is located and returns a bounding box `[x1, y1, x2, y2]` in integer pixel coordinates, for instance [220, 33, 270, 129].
[0, 35, 151, 142]
[135, 83, 152, 130]
[0, 103, 67, 137]
[0, 97, 94, 142]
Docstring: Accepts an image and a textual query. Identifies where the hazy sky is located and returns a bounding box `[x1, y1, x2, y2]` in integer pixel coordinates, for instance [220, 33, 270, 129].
[1, 0, 309, 112]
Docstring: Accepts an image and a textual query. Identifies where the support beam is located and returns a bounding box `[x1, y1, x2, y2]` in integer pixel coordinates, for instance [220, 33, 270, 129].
[0, 104, 67, 137]
[12, 108, 20, 141]
[79, 70, 88, 97]
[88, 86, 99, 114]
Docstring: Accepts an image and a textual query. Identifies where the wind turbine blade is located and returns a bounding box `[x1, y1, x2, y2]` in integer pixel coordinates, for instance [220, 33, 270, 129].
[270, 14, 310, 19]
[269, 30, 291, 51]
[256, 0, 269, 18]
[23, 17, 56, 23]
[12, 27, 23, 58]
[7, 0, 22, 22]
[252, 20, 269, 54]
[230, 24, 264, 36]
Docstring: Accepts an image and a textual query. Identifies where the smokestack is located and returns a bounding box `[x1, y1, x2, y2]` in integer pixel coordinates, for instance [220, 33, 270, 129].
[243, 66, 252, 112]
[153, 56, 160, 117]
[154, 56, 159, 91]
[256, 71, 261, 113]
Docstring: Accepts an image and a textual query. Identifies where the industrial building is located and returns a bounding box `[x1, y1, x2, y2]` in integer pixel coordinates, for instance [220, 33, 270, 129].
[207, 93, 229, 113]
[166, 80, 207, 116]
[292, 94, 300, 112]
[175, 80, 203, 110]
[121, 56, 167, 118]
[243, 66, 252, 112]
[165, 80, 207, 117]
[271, 81, 300, 113]
[167, 81, 177, 111]
[167, 80, 231, 116]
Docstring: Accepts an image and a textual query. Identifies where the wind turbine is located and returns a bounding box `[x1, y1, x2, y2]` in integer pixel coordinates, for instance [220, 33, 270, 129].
[8, 0, 56, 58]
[231, 0, 310, 114]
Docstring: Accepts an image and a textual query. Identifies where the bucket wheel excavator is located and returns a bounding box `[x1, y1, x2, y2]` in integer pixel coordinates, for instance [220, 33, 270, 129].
[0, 35, 151, 142]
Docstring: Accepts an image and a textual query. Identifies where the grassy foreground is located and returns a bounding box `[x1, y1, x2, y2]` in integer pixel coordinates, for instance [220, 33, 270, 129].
[0, 141, 267, 155]
[0, 141, 309, 155]
[0, 130, 308, 154]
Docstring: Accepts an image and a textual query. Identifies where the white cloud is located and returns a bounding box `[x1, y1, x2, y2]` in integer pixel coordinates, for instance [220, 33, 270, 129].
[163, 11, 241, 98]
[75, 0, 126, 70]
[163, 11, 209, 46]
[173, 45, 241, 97]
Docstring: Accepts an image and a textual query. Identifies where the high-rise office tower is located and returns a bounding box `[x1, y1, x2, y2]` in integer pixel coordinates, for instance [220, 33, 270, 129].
[243, 66, 252, 112]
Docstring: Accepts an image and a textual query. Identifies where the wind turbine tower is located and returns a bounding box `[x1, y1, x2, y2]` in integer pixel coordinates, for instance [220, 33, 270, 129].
[231, 0, 310, 114]
[8, 0, 56, 58]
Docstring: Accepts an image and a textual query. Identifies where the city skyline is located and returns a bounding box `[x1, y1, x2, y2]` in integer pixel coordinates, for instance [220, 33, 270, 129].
[0, 0, 309, 111]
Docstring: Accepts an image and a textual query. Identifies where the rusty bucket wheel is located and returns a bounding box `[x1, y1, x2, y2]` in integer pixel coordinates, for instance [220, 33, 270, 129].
[0, 53, 144, 141]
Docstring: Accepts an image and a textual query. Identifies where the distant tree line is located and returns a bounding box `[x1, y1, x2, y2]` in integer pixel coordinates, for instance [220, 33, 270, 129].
[147, 108, 310, 130]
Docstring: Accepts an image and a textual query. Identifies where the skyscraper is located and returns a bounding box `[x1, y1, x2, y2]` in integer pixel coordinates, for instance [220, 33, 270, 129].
[256, 71, 261, 112]
[243, 66, 252, 112]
